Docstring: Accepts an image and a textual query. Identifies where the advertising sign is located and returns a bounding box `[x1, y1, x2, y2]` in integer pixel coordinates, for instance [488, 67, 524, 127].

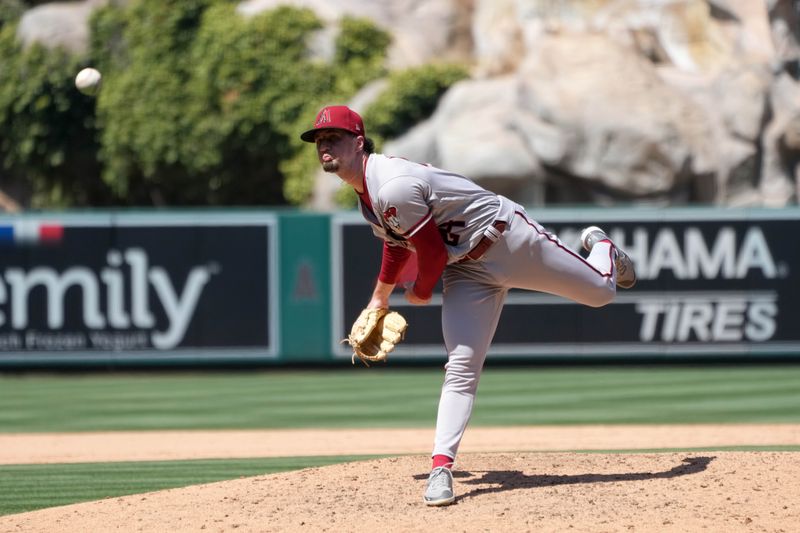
[0, 213, 277, 364]
[333, 209, 800, 360]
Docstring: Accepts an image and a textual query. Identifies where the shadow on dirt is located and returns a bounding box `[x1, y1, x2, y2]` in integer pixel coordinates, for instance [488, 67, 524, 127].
[415, 456, 715, 501]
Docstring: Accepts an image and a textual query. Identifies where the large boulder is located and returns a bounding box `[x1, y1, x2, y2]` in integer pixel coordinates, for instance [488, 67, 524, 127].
[759, 73, 800, 206]
[396, 77, 546, 204]
[517, 33, 714, 198]
[471, 0, 524, 77]
[385, 31, 717, 203]
[16, 0, 107, 55]
[769, 0, 800, 68]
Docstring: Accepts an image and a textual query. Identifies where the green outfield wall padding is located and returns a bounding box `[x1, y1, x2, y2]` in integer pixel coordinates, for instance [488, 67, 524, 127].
[1, 207, 800, 368]
[278, 213, 332, 361]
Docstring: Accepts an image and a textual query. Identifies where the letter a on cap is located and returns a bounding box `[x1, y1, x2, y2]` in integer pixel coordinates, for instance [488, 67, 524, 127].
[316, 108, 331, 127]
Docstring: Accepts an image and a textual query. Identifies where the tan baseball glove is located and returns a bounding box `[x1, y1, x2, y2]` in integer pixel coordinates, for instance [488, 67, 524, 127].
[343, 308, 408, 366]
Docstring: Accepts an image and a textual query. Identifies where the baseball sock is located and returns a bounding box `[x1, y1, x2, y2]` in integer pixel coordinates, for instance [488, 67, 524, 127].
[432, 454, 454, 470]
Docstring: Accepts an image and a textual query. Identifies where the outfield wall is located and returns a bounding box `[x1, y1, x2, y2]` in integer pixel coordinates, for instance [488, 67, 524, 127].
[0, 207, 798, 366]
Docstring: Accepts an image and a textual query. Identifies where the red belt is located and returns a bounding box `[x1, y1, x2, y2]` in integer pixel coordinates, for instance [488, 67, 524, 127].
[456, 220, 508, 263]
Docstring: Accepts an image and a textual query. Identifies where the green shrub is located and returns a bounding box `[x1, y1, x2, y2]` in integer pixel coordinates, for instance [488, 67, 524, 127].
[332, 17, 392, 95]
[91, 1, 390, 206]
[0, 23, 107, 207]
[0, 0, 25, 28]
[92, 0, 221, 204]
[280, 16, 391, 205]
[0, 0, 453, 209]
[363, 63, 469, 147]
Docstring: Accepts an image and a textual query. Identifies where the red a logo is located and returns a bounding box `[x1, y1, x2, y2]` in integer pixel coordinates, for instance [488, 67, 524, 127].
[383, 206, 401, 231]
[315, 109, 331, 127]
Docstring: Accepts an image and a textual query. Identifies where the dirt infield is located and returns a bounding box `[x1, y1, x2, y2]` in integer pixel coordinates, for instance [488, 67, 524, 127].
[1, 425, 799, 532]
[2, 424, 799, 464]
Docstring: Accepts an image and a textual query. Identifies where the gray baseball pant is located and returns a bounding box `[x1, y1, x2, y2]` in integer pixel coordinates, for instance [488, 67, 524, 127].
[432, 207, 617, 460]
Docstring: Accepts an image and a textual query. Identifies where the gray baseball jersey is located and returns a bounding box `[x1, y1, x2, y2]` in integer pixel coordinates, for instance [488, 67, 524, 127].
[359, 154, 622, 463]
[360, 154, 516, 262]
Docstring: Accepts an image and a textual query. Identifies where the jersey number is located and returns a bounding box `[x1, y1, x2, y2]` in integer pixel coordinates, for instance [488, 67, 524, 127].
[438, 220, 465, 246]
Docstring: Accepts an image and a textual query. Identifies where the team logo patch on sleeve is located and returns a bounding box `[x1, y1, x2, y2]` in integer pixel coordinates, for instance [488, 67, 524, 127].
[383, 207, 402, 232]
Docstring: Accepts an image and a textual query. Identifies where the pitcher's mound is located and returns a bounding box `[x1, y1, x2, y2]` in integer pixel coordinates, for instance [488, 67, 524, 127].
[2, 452, 798, 532]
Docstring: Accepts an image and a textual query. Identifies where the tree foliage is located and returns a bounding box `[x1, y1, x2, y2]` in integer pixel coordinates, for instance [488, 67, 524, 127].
[0, 1, 466, 208]
[0, 23, 107, 207]
[363, 64, 469, 146]
[91, 1, 393, 206]
[0, 1, 392, 207]
[0, 0, 25, 28]
[279, 15, 391, 205]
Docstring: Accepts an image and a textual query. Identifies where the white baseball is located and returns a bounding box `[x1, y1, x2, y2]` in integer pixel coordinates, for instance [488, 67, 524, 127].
[75, 68, 102, 96]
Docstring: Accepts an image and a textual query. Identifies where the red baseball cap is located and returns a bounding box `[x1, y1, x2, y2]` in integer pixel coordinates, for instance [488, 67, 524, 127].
[300, 105, 366, 142]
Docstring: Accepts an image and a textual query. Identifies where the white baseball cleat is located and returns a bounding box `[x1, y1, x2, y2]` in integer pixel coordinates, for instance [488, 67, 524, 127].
[423, 466, 455, 506]
[580, 226, 637, 289]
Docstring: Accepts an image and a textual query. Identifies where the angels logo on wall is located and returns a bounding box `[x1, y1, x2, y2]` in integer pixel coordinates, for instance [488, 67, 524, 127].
[383, 206, 402, 232]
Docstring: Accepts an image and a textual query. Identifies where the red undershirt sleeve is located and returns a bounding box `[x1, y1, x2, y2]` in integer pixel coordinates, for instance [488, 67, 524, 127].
[407, 217, 447, 300]
[378, 242, 412, 285]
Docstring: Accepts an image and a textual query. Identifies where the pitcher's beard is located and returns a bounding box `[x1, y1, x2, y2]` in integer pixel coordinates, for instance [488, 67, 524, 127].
[322, 161, 339, 172]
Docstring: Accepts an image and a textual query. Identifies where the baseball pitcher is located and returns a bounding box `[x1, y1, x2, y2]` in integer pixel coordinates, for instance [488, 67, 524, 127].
[301, 105, 636, 506]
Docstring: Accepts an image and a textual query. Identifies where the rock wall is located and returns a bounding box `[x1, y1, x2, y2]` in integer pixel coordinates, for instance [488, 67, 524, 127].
[16, 0, 800, 206]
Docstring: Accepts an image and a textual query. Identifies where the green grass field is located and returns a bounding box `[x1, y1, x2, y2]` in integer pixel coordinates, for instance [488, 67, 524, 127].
[4, 366, 800, 432]
[2, 365, 800, 516]
[0, 456, 380, 516]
